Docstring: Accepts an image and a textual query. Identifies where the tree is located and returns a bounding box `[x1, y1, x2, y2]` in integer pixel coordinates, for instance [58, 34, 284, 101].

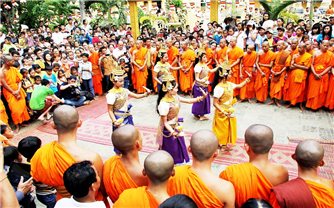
[258, 0, 301, 20]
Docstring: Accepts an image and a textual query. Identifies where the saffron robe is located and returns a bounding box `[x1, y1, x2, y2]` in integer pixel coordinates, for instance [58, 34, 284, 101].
[240, 51, 257, 100]
[325, 73, 334, 110]
[220, 162, 273, 208]
[133, 47, 148, 93]
[206, 47, 215, 92]
[89, 51, 103, 95]
[286, 52, 312, 105]
[305, 180, 334, 208]
[217, 46, 228, 64]
[283, 48, 299, 101]
[254, 50, 276, 102]
[270, 50, 291, 100]
[306, 51, 333, 110]
[103, 156, 138, 202]
[167, 46, 179, 84]
[113, 186, 159, 208]
[167, 165, 224, 208]
[0, 99, 8, 124]
[2, 67, 30, 125]
[180, 49, 196, 93]
[30, 141, 103, 201]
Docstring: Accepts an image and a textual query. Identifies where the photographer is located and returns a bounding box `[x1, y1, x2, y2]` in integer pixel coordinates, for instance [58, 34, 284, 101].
[59, 76, 89, 107]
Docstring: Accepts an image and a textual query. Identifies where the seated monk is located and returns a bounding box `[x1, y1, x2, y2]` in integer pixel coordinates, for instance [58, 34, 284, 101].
[113, 150, 175, 208]
[30, 105, 105, 203]
[168, 130, 235, 208]
[269, 140, 334, 208]
[103, 125, 148, 202]
[220, 124, 289, 208]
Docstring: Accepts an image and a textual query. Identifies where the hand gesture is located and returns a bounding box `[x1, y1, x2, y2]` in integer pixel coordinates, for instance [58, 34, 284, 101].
[245, 78, 251, 83]
[17, 177, 33, 195]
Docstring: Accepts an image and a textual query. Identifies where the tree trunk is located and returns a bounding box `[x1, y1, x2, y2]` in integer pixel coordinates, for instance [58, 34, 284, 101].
[79, 0, 85, 23]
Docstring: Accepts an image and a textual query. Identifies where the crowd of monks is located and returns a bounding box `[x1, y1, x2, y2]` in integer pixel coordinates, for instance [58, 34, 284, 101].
[130, 36, 334, 112]
[25, 105, 333, 207]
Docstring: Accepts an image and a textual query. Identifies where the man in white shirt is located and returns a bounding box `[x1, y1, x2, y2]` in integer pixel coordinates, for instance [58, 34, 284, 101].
[112, 40, 129, 63]
[54, 161, 106, 208]
[51, 26, 64, 45]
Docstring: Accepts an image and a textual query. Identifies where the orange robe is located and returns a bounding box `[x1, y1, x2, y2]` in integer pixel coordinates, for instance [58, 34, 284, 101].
[306, 51, 332, 110]
[305, 180, 334, 207]
[151, 49, 159, 92]
[89, 51, 103, 95]
[133, 47, 148, 93]
[270, 50, 291, 100]
[286, 52, 312, 105]
[180, 49, 196, 93]
[0, 99, 8, 124]
[325, 73, 334, 110]
[206, 47, 215, 92]
[240, 51, 257, 100]
[217, 46, 228, 64]
[2, 67, 30, 125]
[113, 186, 159, 208]
[167, 165, 224, 208]
[254, 50, 276, 102]
[220, 163, 273, 208]
[167, 46, 179, 84]
[227, 46, 243, 96]
[31, 141, 76, 199]
[283, 48, 299, 101]
[30, 141, 103, 201]
[103, 156, 138, 202]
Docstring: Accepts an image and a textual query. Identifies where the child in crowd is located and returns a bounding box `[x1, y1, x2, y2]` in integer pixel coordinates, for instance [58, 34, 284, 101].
[20, 68, 34, 102]
[18, 136, 57, 208]
[0, 124, 16, 147]
[28, 68, 36, 84]
[32, 64, 43, 77]
[78, 53, 95, 97]
[42, 66, 58, 94]
[34, 75, 42, 88]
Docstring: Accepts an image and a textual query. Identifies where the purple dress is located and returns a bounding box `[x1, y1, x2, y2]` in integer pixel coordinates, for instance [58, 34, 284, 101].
[191, 83, 210, 116]
[157, 96, 190, 164]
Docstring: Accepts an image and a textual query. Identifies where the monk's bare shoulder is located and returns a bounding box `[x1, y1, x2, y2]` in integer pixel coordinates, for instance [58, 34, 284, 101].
[269, 163, 289, 185]
[319, 178, 334, 190]
[211, 177, 235, 204]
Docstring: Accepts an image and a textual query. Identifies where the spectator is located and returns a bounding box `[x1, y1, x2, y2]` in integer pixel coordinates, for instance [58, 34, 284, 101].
[59, 75, 88, 107]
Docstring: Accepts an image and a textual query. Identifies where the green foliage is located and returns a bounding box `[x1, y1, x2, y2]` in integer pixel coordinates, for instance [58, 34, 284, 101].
[18, 0, 78, 30]
[279, 11, 299, 23]
[259, 0, 301, 20]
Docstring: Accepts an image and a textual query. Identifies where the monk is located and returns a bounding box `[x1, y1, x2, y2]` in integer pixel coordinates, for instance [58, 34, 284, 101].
[239, 44, 257, 101]
[325, 66, 334, 110]
[269, 41, 291, 106]
[132, 40, 148, 93]
[254, 41, 275, 103]
[204, 40, 216, 92]
[283, 38, 299, 101]
[113, 150, 174, 207]
[306, 41, 332, 110]
[269, 140, 334, 208]
[179, 41, 196, 94]
[168, 130, 235, 208]
[216, 39, 228, 65]
[227, 37, 243, 96]
[103, 125, 148, 202]
[220, 124, 289, 208]
[88, 44, 103, 95]
[30, 105, 106, 203]
[0, 55, 30, 132]
[0, 67, 8, 124]
[286, 42, 312, 111]
[167, 39, 179, 84]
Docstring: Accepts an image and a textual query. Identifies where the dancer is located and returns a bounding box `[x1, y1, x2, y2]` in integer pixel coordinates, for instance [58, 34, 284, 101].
[212, 66, 250, 150]
[107, 67, 151, 131]
[192, 52, 220, 121]
[157, 74, 207, 164]
[153, 51, 182, 92]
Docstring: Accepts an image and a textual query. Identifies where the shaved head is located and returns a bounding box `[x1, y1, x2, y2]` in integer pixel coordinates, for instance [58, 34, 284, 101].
[245, 124, 274, 154]
[295, 140, 324, 169]
[53, 105, 79, 133]
[144, 150, 174, 184]
[190, 130, 218, 161]
[112, 125, 140, 154]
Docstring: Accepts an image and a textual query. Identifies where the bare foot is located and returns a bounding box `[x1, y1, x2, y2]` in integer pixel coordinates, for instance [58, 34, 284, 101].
[275, 100, 282, 107]
[267, 100, 274, 105]
[299, 104, 304, 112]
[286, 104, 292, 108]
[83, 101, 90, 105]
[13, 126, 19, 134]
[193, 115, 200, 120]
[248, 99, 255, 103]
[199, 116, 209, 121]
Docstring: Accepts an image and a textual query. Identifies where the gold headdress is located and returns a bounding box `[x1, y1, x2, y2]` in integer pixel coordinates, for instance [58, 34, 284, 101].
[161, 73, 175, 92]
[110, 66, 127, 81]
[218, 61, 231, 77]
[158, 48, 168, 59]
